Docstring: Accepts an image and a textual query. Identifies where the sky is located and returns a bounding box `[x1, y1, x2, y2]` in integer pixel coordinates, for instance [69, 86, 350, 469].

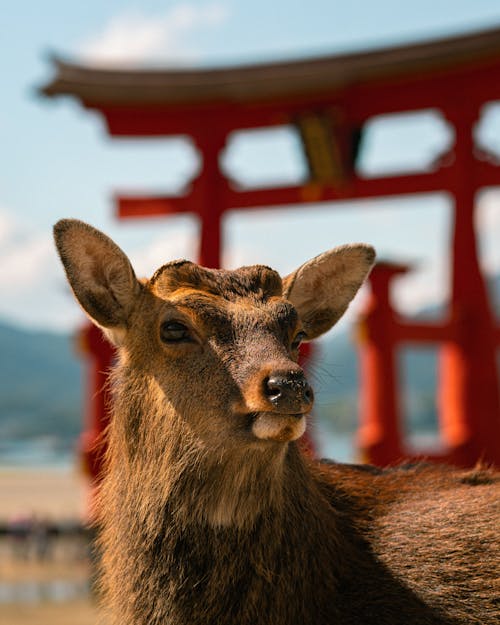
[1, 0, 500, 332]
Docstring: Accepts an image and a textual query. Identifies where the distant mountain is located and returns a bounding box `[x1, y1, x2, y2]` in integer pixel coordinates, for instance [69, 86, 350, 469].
[314, 330, 441, 434]
[0, 321, 82, 442]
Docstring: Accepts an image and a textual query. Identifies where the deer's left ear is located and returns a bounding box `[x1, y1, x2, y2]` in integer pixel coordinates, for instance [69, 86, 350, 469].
[283, 244, 375, 340]
[53, 218, 141, 334]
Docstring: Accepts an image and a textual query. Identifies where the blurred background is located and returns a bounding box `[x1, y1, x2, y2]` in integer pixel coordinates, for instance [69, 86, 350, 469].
[2, 1, 500, 623]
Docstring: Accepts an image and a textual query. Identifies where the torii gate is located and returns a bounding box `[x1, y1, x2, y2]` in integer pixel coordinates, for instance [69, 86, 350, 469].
[42, 26, 500, 478]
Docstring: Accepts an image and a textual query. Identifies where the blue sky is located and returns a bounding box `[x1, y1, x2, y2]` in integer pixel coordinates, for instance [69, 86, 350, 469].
[1, 1, 500, 330]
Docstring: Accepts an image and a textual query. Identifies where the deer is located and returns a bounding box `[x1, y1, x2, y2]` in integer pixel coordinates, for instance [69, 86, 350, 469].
[53, 218, 499, 625]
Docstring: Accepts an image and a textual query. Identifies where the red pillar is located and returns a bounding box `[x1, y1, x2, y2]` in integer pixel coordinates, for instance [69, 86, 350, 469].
[356, 263, 407, 465]
[77, 323, 115, 511]
[194, 129, 227, 268]
[439, 106, 500, 466]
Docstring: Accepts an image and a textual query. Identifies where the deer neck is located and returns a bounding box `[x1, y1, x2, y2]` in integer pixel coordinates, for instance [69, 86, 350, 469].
[107, 370, 311, 531]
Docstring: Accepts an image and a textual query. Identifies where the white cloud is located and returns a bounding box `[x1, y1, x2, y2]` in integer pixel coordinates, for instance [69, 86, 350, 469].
[0, 208, 202, 332]
[78, 3, 229, 66]
[128, 222, 198, 277]
[0, 208, 82, 332]
[393, 259, 450, 317]
[0, 211, 15, 244]
[477, 190, 500, 275]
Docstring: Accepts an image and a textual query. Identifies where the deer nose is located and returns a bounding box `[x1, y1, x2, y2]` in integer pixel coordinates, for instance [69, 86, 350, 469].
[264, 371, 314, 412]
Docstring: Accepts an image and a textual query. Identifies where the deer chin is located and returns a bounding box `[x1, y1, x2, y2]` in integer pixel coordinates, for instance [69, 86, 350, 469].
[251, 412, 307, 443]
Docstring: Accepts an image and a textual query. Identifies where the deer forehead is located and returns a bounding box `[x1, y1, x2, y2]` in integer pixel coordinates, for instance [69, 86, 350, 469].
[149, 285, 299, 334]
[147, 261, 298, 331]
[150, 260, 283, 298]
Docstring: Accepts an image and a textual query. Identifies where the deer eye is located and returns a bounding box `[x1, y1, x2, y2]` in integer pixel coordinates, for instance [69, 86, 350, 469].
[291, 331, 307, 351]
[160, 321, 191, 343]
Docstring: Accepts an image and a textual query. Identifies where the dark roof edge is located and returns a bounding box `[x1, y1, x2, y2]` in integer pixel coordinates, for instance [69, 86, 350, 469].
[39, 24, 500, 106]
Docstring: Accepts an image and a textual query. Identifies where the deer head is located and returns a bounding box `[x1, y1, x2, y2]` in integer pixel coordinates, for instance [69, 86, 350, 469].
[54, 219, 374, 452]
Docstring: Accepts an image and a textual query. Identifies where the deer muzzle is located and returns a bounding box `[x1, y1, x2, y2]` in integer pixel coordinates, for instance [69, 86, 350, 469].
[264, 371, 314, 412]
[238, 368, 314, 443]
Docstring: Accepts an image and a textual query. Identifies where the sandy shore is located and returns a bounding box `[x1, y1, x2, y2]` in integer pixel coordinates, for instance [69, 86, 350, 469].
[1, 600, 103, 625]
[0, 467, 103, 624]
[0, 467, 88, 521]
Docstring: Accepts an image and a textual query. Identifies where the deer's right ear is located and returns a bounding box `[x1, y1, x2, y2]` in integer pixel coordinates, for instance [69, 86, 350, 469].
[283, 244, 375, 339]
[53, 219, 140, 332]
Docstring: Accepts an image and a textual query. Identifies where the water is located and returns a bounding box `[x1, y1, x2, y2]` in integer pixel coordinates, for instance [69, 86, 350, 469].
[316, 430, 355, 463]
[0, 439, 75, 469]
[0, 579, 89, 604]
[0, 432, 353, 470]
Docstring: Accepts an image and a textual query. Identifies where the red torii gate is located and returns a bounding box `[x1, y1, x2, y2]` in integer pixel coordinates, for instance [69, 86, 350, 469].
[42, 26, 500, 477]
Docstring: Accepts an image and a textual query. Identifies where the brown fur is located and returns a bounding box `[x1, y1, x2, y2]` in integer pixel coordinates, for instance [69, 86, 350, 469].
[53, 219, 499, 625]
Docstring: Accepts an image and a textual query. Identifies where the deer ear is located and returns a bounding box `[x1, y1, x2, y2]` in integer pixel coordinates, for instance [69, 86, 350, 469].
[283, 244, 375, 339]
[53, 219, 141, 332]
